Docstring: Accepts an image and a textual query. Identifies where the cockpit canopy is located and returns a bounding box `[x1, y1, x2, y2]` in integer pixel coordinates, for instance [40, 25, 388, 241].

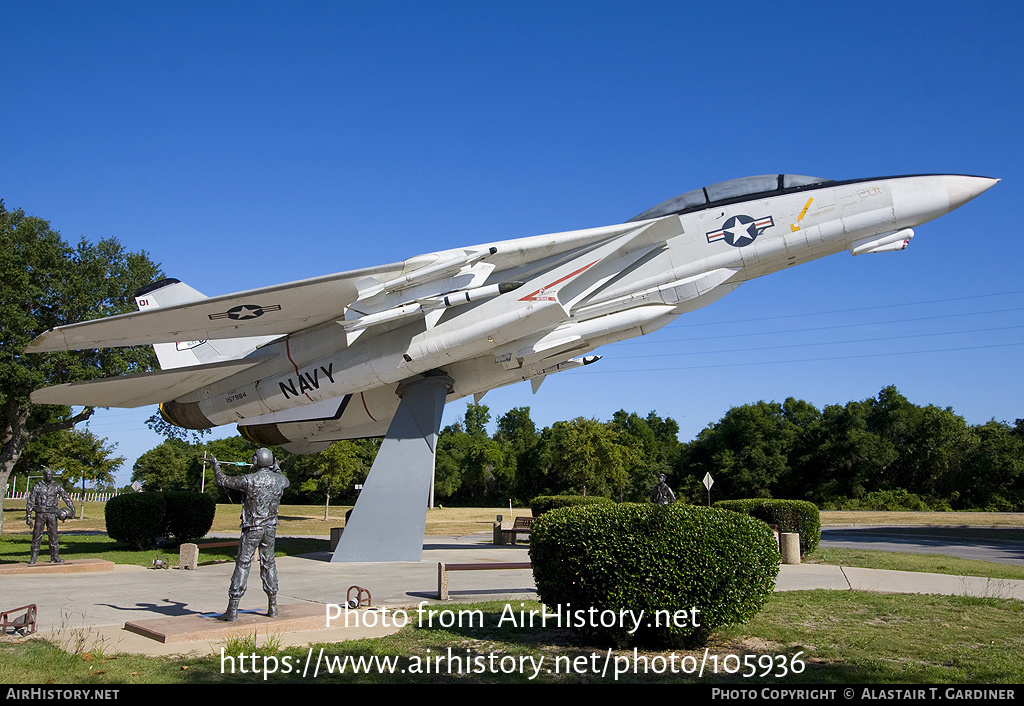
[629, 174, 834, 222]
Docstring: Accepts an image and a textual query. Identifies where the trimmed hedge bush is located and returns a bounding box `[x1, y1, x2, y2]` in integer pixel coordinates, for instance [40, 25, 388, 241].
[715, 499, 820, 555]
[105, 493, 167, 550]
[529, 503, 780, 648]
[530, 494, 616, 516]
[162, 491, 217, 543]
[105, 491, 216, 548]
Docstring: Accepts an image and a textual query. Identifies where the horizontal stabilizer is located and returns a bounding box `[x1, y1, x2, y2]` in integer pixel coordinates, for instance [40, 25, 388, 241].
[29, 358, 268, 408]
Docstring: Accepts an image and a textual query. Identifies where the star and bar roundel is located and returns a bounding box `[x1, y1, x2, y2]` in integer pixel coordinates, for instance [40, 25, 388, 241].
[706, 214, 775, 247]
[209, 303, 282, 321]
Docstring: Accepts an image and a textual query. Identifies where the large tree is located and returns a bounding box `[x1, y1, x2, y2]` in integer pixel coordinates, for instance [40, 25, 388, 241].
[36, 428, 123, 519]
[295, 440, 374, 519]
[609, 409, 684, 502]
[131, 439, 198, 492]
[541, 416, 637, 499]
[435, 404, 511, 504]
[1, 201, 162, 531]
[494, 406, 542, 502]
[680, 400, 801, 502]
[788, 399, 896, 504]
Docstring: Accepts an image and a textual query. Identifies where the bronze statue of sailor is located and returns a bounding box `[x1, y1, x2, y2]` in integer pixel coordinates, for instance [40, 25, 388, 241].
[649, 473, 677, 505]
[25, 468, 76, 565]
[211, 448, 290, 620]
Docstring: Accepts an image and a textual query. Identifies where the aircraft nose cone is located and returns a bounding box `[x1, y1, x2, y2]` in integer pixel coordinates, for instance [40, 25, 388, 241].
[892, 174, 998, 228]
[945, 175, 999, 212]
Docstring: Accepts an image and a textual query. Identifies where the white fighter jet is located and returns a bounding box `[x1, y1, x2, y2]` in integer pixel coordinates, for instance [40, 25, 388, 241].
[27, 173, 997, 561]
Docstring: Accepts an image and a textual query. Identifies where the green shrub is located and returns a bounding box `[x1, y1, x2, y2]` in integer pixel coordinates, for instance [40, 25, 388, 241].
[530, 495, 615, 516]
[982, 494, 1019, 512]
[715, 499, 821, 555]
[104, 491, 215, 548]
[529, 503, 780, 648]
[162, 491, 216, 543]
[105, 493, 167, 550]
[825, 489, 956, 512]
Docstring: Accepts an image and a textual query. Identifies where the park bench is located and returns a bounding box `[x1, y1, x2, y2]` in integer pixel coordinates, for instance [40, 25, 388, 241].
[494, 516, 534, 545]
[1, 604, 37, 636]
[437, 561, 533, 600]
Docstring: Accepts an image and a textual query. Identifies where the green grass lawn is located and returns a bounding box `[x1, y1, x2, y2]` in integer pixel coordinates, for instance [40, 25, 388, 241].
[805, 547, 1024, 581]
[2, 593, 1021, 684]
[0, 533, 328, 567]
[3, 506, 1022, 685]
[6, 522, 1022, 582]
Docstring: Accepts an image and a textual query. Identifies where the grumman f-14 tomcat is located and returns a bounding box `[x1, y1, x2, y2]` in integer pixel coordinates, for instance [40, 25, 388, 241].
[27, 173, 997, 561]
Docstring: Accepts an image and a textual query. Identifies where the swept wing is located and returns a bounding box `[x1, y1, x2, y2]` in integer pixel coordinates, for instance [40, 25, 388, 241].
[25, 222, 647, 355]
[25, 261, 408, 353]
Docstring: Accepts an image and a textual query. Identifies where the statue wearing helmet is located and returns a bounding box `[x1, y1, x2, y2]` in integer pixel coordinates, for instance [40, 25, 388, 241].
[212, 448, 290, 620]
[25, 468, 76, 565]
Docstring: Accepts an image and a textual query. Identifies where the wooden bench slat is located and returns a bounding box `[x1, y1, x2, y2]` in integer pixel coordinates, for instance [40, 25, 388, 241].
[444, 562, 532, 571]
[495, 516, 534, 545]
[437, 561, 532, 600]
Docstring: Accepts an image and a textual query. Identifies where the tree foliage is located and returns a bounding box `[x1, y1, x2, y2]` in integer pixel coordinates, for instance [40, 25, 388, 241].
[1, 201, 162, 530]
[133, 436, 263, 499]
[436, 404, 512, 504]
[542, 417, 636, 500]
[679, 385, 1024, 511]
[121, 383, 1022, 512]
[294, 439, 376, 518]
[431, 406, 682, 505]
[132, 440, 198, 493]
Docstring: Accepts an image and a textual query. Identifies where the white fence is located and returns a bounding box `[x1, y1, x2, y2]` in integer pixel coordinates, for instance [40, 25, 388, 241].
[4, 490, 123, 503]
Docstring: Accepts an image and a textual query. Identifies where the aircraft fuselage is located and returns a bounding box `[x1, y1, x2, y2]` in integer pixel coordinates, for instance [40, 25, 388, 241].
[150, 173, 995, 452]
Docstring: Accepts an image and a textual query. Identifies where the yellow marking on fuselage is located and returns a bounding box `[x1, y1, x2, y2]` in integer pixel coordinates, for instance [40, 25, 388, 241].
[790, 197, 815, 231]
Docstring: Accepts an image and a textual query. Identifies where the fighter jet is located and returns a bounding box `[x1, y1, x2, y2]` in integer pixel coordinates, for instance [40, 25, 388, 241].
[27, 173, 997, 561]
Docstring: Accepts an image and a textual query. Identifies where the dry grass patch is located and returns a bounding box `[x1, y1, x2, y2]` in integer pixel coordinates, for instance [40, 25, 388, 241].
[211, 504, 532, 536]
[820, 510, 1024, 527]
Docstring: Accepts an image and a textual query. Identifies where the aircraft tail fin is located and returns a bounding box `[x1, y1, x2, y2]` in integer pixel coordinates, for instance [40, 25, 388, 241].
[134, 279, 277, 369]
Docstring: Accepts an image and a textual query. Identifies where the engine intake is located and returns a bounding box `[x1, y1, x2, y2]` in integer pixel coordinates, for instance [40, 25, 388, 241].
[159, 400, 215, 430]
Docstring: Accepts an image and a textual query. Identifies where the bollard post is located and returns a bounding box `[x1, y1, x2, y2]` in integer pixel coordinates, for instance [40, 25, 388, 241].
[780, 533, 801, 565]
[179, 543, 199, 570]
[438, 562, 449, 600]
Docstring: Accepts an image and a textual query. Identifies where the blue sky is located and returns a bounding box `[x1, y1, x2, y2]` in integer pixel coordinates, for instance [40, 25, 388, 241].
[3, 1, 1022, 487]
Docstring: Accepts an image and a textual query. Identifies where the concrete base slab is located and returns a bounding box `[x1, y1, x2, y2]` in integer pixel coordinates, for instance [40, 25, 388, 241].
[0, 558, 115, 575]
[124, 601, 328, 643]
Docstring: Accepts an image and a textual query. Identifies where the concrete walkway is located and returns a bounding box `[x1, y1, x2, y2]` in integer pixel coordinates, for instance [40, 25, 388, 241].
[2, 533, 1022, 657]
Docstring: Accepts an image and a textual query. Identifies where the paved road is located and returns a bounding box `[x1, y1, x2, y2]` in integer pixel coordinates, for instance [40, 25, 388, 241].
[820, 525, 1024, 566]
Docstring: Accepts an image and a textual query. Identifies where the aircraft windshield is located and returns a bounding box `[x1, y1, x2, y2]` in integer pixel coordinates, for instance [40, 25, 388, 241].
[704, 174, 779, 203]
[629, 174, 833, 222]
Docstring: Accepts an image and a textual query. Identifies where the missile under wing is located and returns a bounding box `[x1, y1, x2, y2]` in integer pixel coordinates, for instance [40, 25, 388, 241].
[27, 173, 997, 560]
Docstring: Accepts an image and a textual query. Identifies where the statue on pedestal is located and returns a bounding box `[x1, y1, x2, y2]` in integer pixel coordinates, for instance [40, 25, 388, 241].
[25, 468, 76, 565]
[211, 448, 290, 620]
